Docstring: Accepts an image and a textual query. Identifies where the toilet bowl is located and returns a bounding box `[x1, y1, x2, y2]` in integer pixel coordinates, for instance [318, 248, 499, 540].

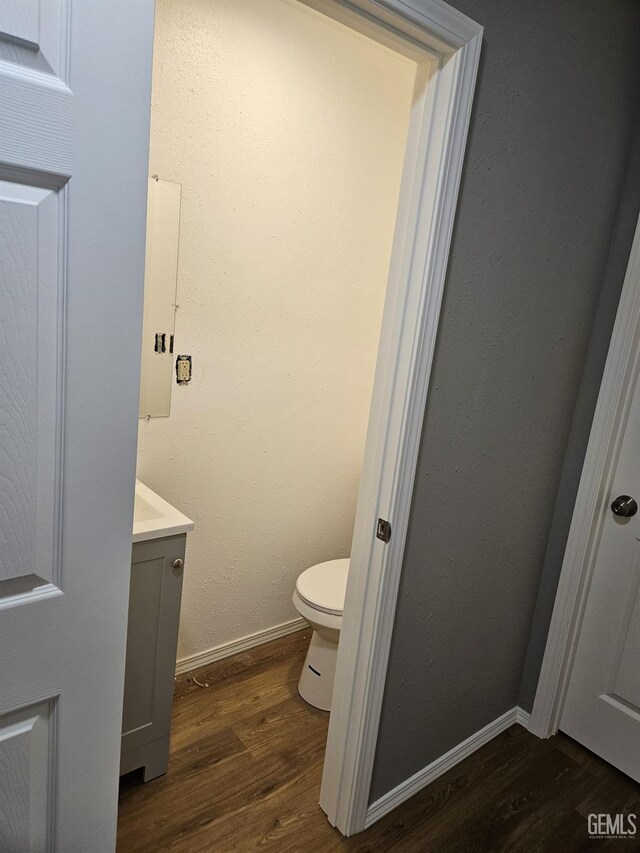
[292, 558, 349, 711]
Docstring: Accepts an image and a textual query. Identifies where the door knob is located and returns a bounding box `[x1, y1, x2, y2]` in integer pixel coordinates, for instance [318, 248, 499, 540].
[610, 495, 638, 518]
[172, 558, 184, 570]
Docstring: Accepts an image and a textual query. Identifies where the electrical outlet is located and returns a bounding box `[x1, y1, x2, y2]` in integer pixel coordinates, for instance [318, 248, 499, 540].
[176, 355, 192, 384]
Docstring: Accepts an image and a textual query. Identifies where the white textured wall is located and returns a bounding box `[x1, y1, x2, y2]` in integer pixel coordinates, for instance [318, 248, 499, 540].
[137, 0, 415, 662]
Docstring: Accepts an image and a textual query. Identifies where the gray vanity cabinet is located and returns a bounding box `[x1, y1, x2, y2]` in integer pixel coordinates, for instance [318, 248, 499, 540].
[120, 533, 186, 781]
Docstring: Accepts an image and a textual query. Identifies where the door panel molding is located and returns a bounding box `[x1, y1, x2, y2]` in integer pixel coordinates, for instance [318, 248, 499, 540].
[0, 698, 57, 852]
[0, 181, 65, 597]
[610, 538, 640, 705]
[0, 0, 69, 78]
[309, 0, 483, 835]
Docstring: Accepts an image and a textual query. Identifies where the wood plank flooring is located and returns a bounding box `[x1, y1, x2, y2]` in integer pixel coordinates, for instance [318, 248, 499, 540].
[118, 630, 639, 852]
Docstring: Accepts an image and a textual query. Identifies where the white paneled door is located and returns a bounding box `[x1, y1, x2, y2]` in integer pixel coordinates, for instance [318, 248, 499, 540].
[561, 347, 640, 780]
[0, 2, 154, 850]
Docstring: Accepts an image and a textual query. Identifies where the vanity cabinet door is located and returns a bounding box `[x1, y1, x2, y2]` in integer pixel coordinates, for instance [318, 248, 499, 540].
[121, 534, 186, 780]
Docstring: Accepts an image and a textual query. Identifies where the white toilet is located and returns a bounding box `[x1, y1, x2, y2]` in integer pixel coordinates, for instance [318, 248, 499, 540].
[292, 558, 349, 711]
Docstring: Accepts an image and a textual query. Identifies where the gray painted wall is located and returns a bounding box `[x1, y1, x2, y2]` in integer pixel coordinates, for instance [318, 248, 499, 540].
[519, 123, 640, 712]
[370, 0, 640, 803]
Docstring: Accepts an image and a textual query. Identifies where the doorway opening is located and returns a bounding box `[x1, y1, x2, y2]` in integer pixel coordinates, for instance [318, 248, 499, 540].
[120, 0, 481, 841]
[137, 0, 417, 676]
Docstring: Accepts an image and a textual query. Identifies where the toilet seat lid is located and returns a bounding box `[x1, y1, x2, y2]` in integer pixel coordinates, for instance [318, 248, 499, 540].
[296, 558, 349, 616]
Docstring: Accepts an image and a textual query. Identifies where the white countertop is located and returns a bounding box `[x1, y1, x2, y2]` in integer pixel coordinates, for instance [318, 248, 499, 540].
[133, 479, 195, 543]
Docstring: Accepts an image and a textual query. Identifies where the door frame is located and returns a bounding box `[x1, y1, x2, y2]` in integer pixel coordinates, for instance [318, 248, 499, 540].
[299, 0, 483, 836]
[530, 215, 640, 740]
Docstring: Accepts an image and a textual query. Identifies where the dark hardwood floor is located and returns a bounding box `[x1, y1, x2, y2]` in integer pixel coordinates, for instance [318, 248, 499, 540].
[118, 630, 638, 852]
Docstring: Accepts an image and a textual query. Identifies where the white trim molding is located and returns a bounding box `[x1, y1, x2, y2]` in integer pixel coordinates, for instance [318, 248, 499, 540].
[174, 617, 307, 676]
[530, 215, 640, 739]
[313, 0, 483, 836]
[366, 707, 530, 827]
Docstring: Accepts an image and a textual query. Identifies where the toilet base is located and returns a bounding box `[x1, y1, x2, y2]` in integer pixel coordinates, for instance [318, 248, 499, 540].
[297, 630, 339, 711]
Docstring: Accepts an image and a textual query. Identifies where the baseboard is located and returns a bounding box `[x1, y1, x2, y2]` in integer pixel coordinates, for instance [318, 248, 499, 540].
[175, 616, 308, 676]
[365, 705, 530, 828]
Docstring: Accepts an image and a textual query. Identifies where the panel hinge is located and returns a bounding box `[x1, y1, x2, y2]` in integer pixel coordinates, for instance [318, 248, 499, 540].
[376, 518, 391, 543]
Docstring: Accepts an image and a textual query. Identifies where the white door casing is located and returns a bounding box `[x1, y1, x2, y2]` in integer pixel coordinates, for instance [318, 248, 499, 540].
[0, 2, 154, 850]
[530, 217, 640, 746]
[306, 0, 483, 835]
